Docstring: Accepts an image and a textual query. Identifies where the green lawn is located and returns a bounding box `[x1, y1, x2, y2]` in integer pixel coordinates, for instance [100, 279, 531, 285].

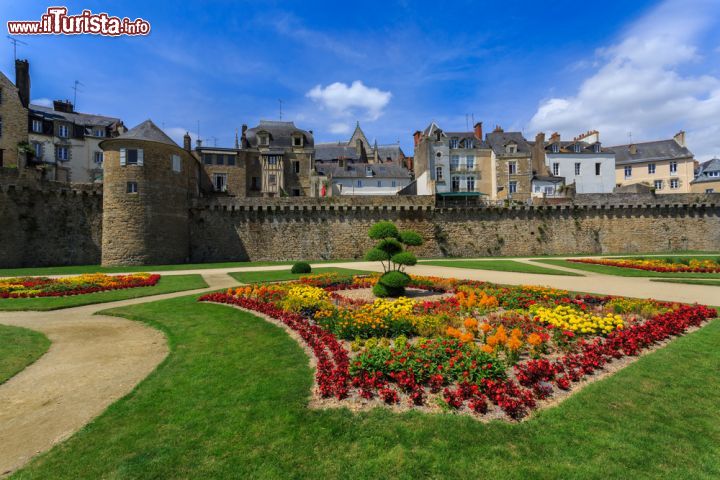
[12, 294, 720, 479]
[0, 260, 359, 277]
[0, 275, 208, 311]
[229, 267, 374, 284]
[419, 259, 583, 276]
[0, 325, 50, 385]
[535, 259, 720, 278]
[651, 279, 720, 287]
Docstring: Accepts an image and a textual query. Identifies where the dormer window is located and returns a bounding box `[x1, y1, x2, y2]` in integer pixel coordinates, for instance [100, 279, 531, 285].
[593, 142, 601, 153]
[449, 137, 459, 149]
[94, 128, 105, 137]
[258, 133, 269, 146]
[465, 139, 474, 149]
[293, 135, 303, 147]
[505, 143, 517, 154]
[573, 144, 581, 153]
[551, 143, 560, 153]
[57, 124, 69, 138]
[365, 166, 373, 177]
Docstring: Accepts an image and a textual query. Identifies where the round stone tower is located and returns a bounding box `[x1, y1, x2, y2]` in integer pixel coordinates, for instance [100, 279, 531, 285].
[100, 120, 199, 266]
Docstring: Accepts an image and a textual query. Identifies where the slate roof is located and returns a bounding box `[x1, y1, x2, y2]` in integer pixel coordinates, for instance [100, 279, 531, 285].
[486, 131, 532, 155]
[544, 140, 609, 154]
[607, 139, 693, 165]
[29, 104, 120, 127]
[245, 120, 314, 148]
[105, 119, 178, 147]
[314, 142, 359, 161]
[376, 145, 404, 162]
[692, 158, 720, 184]
[316, 162, 412, 179]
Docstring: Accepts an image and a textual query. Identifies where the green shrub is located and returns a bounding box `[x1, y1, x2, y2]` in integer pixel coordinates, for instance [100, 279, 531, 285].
[290, 262, 311, 274]
[379, 271, 411, 289]
[372, 282, 405, 298]
[368, 221, 400, 240]
[391, 251, 417, 267]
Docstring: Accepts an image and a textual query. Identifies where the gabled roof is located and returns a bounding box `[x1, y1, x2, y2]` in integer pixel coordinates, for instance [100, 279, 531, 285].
[422, 122, 444, 138]
[348, 121, 370, 149]
[314, 143, 359, 161]
[111, 119, 178, 146]
[486, 131, 532, 156]
[245, 120, 314, 148]
[30, 103, 121, 127]
[544, 140, 608, 155]
[607, 139, 693, 165]
[692, 158, 720, 184]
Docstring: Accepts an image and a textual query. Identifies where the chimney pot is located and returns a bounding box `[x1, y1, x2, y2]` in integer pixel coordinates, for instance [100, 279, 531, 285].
[413, 130, 422, 147]
[14, 59, 30, 108]
[473, 122, 483, 140]
[183, 132, 192, 151]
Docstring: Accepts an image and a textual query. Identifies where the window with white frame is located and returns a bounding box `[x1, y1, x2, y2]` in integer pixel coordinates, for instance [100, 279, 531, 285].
[391, 180, 397, 188]
[509, 180, 517, 194]
[435, 166, 444, 181]
[126, 181, 138, 193]
[121, 148, 143, 166]
[57, 124, 69, 138]
[449, 138, 459, 149]
[266, 155, 281, 165]
[654, 180, 663, 190]
[467, 176, 475, 191]
[466, 155, 475, 169]
[508, 161, 517, 174]
[356, 179, 362, 187]
[93, 128, 105, 137]
[465, 138, 474, 149]
[93, 151, 103, 164]
[573, 144, 581, 153]
[551, 143, 559, 153]
[56, 145, 69, 161]
[258, 134, 269, 146]
[624, 166, 632, 178]
[648, 163, 656, 174]
[172, 154, 181, 172]
[32, 119, 42, 133]
[377, 180, 382, 187]
[451, 176, 460, 191]
[706, 188, 715, 193]
[365, 166, 374, 177]
[552, 162, 560, 176]
[670, 161, 678, 174]
[213, 173, 228, 192]
[544, 186, 554, 195]
[33, 142, 42, 159]
[574, 163, 581, 175]
[292, 135, 303, 147]
[292, 161, 300, 173]
[670, 178, 679, 189]
[506, 143, 517, 154]
[450, 155, 460, 170]
[707, 171, 720, 178]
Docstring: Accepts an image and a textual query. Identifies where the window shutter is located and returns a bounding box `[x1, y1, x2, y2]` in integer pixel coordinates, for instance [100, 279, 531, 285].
[120, 148, 126, 166]
[137, 149, 144, 166]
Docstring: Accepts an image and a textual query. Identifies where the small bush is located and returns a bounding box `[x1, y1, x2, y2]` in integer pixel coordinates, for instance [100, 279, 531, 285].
[290, 262, 311, 274]
[391, 251, 417, 267]
[379, 271, 411, 289]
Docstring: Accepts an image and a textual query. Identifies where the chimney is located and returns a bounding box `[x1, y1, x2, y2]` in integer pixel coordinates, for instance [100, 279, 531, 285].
[673, 130, 686, 147]
[53, 99, 74, 113]
[493, 125, 503, 133]
[550, 132, 560, 143]
[629, 144, 637, 155]
[473, 122, 483, 140]
[532, 132, 547, 175]
[183, 132, 192, 151]
[14, 59, 30, 108]
[413, 130, 422, 147]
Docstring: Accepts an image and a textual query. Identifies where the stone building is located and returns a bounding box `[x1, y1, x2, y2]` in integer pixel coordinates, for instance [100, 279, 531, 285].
[100, 120, 200, 266]
[690, 158, 720, 193]
[412, 122, 493, 199]
[0, 60, 30, 168]
[608, 132, 695, 194]
[486, 127, 533, 202]
[195, 142, 244, 196]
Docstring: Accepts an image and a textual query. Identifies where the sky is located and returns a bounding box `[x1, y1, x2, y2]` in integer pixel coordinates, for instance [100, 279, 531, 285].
[2, 0, 720, 160]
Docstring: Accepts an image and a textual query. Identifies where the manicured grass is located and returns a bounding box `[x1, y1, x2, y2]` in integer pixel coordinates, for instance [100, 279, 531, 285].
[229, 267, 374, 284]
[0, 325, 50, 385]
[651, 279, 720, 286]
[535, 259, 720, 278]
[419, 259, 583, 276]
[0, 260, 358, 277]
[0, 275, 208, 311]
[13, 294, 720, 479]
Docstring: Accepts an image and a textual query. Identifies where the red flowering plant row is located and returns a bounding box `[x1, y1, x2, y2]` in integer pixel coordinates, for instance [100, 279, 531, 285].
[199, 274, 717, 421]
[569, 257, 720, 273]
[0, 273, 161, 298]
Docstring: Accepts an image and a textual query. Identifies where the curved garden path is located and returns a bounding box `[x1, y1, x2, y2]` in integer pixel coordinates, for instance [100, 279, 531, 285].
[0, 257, 717, 476]
[0, 272, 237, 476]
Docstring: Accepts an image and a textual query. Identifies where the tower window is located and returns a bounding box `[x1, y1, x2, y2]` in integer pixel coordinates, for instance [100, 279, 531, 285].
[126, 181, 138, 193]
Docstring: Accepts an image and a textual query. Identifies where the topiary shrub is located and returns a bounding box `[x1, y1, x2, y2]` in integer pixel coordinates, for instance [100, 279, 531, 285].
[290, 261, 311, 274]
[365, 221, 424, 297]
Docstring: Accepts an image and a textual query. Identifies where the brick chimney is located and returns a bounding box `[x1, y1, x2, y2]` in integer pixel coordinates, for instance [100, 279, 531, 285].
[413, 130, 422, 147]
[673, 130, 686, 147]
[532, 132, 547, 175]
[14, 59, 30, 108]
[473, 122, 483, 140]
[53, 99, 74, 113]
[550, 132, 560, 143]
[493, 125, 504, 133]
[183, 132, 192, 151]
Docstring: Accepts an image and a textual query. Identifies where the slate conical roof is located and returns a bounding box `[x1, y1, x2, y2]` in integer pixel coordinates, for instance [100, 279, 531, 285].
[113, 119, 178, 147]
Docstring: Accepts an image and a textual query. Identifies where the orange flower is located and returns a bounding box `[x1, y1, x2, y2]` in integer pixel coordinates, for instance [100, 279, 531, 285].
[459, 332, 474, 343]
[487, 334, 499, 348]
[480, 322, 492, 333]
[446, 326, 462, 339]
[464, 317, 479, 330]
[480, 344, 494, 354]
[527, 333, 543, 346]
[507, 336, 523, 351]
[510, 328, 523, 339]
[494, 325, 507, 345]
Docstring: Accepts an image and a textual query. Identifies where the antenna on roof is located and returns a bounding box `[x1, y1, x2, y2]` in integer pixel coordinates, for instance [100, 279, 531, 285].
[197, 120, 200, 142]
[627, 131, 632, 142]
[72, 80, 84, 108]
[7, 36, 28, 61]
[465, 114, 469, 130]
[278, 99, 283, 120]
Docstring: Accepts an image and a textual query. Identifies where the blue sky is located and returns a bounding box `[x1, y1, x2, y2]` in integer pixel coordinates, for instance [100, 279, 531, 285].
[2, 0, 720, 159]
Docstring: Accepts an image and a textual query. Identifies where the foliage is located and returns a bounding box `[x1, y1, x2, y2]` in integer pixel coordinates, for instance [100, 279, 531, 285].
[0, 273, 160, 298]
[290, 262, 312, 274]
[365, 221, 424, 297]
[570, 257, 720, 273]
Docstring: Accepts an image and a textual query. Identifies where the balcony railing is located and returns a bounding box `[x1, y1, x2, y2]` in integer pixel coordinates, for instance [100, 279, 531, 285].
[450, 187, 481, 193]
[449, 164, 482, 173]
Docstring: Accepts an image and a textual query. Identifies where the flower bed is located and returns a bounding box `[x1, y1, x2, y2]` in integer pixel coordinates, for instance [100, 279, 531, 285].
[569, 257, 720, 273]
[0, 273, 161, 298]
[199, 272, 717, 421]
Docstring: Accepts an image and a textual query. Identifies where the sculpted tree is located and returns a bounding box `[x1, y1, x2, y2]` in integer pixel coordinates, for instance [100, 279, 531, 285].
[364, 221, 424, 297]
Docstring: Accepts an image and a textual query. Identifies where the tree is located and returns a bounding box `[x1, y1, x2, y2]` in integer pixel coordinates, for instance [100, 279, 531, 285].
[364, 221, 423, 297]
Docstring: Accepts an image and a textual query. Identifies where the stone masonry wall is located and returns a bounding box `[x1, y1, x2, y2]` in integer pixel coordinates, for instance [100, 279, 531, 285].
[189, 200, 720, 262]
[0, 181, 102, 267]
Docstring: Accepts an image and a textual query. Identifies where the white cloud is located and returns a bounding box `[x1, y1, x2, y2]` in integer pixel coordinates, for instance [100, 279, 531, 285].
[164, 127, 197, 147]
[527, 0, 720, 159]
[328, 122, 350, 134]
[30, 98, 52, 107]
[306, 81, 392, 121]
